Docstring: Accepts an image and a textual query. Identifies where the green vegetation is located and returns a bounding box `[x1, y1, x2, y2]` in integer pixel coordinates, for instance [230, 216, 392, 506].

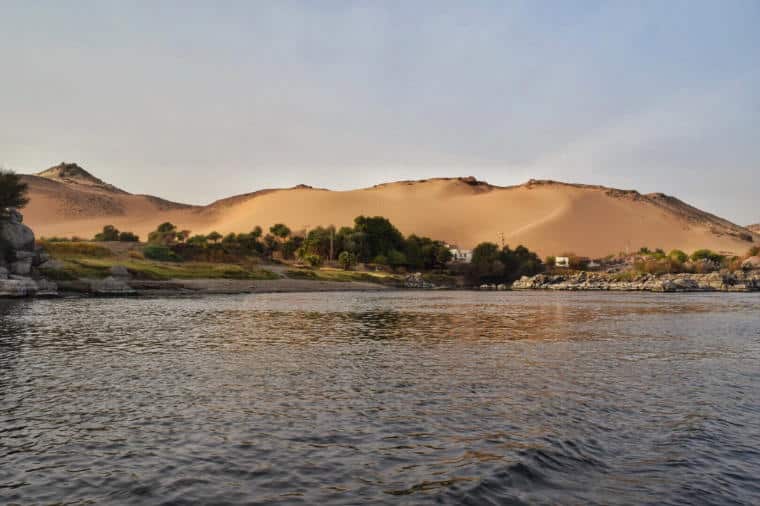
[338, 250, 357, 270]
[469, 242, 543, 284]
[93, 225, 140, 242]
[0, 170, 29, 213]
[143, 244, 178, 261]
[139, 215, 454, 272]
[668, 249, 688, 263]
[39, 239, 277, 281]
[285, 267, 398, 284]
[40, 241, 113, 258]
[690, 249, 724, 264]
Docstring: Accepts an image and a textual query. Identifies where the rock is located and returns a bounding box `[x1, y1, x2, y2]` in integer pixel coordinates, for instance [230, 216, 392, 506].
[35, 279, 59, 297]
[0, 217, 35, 252]
[110, 265, 131, 278]
[511, 271, 760, 292]
[7, 208, 23, 224]
[497, 284, 508, 291]
[10, 257, 33, 276]
[404, 272, 436, 289]
[38, 259, 65, 271]
[90, 276, 136, 295]
[0, 278, 38, 297]
[33, 249, 50, 266]
[742, 256, 760, 270]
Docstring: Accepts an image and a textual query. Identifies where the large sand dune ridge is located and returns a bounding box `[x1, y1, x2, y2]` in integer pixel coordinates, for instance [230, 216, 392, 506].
[19, 163, 758, 258]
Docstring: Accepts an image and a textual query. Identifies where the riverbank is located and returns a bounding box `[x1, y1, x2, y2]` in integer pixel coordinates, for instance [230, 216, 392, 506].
[512, 270, 760, 292]
[54, 277, 394, 296]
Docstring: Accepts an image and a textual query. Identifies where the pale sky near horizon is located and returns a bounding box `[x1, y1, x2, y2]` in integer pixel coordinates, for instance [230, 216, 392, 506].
[1, 1, 758, 224]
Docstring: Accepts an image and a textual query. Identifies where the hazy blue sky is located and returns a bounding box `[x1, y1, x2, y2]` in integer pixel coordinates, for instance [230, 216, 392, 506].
[1, 1, 758, 223]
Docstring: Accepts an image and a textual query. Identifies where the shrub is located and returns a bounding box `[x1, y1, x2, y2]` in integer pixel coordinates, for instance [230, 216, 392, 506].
[748, 246, 760, 257]
[143, 244, 178, 261]
[668, 249, 689, 263]
[148, 222, 178, 245]
[303, 253, 322, 268]
[118, 231, 139, 242]
[690, 249, 724, 264]
[545, 256, 556, 267]
[94, 225, 120, 241]
[338, 251, 357, 270]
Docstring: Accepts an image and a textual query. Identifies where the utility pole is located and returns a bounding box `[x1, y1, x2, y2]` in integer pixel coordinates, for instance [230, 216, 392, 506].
[498, 232, 505, 249]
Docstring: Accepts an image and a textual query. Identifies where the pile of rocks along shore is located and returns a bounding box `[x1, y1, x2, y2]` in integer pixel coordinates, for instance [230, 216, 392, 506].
[0, 208, 59, 298]
[512, 270, 760, 292]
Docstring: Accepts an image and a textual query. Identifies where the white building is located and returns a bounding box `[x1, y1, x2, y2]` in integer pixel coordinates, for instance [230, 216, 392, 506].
[555, 256, 570, 268]
[448, 247, 473, 263]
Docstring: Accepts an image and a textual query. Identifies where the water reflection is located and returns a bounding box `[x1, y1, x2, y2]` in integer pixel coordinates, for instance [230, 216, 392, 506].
[1, 292, 759, 505]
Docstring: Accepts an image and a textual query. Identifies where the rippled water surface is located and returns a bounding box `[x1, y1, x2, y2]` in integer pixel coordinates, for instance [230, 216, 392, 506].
[2, 292, 760, 505]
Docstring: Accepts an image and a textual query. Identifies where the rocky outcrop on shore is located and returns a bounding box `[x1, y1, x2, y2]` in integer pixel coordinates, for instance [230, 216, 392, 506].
[404, 273, 437, 289]
[0, 209, 58, 297]
[512, 271, 760, 292]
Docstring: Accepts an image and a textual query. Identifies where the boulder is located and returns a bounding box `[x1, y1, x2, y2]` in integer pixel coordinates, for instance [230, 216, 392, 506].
[110, 265, 131, 278]
[10, 257, 33, 276]
[404, 272, 436, 289]
[35, 279, 59, 297]
[0, 278, 38, 297]
[38, 259, 65, 271]
[90, 276, 136, 295]
[0, 218, 35, 252]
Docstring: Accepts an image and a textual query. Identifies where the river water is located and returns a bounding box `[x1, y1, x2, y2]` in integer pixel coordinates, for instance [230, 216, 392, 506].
[1, 292, 759, 505]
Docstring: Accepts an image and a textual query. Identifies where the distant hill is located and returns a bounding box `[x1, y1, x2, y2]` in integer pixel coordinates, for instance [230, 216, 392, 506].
[19, 163, 759, 257]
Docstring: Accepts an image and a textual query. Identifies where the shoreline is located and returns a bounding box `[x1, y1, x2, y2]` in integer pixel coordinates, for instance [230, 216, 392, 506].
[53, 277, 395, 297]
[512, 271, 760, 293]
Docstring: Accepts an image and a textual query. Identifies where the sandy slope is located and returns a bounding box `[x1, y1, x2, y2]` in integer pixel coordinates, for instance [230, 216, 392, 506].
[20, 164, 758, 258]
[749, 224, 760, 234]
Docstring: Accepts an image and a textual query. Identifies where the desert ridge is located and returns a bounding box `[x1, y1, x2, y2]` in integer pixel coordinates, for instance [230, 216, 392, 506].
[19, 163, 758, 258]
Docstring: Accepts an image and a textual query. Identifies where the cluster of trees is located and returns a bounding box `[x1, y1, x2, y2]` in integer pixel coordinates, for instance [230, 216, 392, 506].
[467, 242, 544, 284]
[93, 225, 139, 242]
[0, 170, 29, 216]
[140, 216, 453, 270]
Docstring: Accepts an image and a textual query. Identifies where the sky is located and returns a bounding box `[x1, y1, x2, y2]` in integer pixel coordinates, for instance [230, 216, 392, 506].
[1, 1, 758, 224]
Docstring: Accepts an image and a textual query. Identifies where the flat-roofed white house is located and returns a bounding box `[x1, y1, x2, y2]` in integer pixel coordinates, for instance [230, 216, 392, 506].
[448, 247, 473, 263]
[555, 256, 570, 268]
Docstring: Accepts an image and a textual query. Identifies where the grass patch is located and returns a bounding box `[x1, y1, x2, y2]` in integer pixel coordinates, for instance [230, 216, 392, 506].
[285, 267, 400, 284]
[40, 255, 278, 281]
[40, 241, 112, 258]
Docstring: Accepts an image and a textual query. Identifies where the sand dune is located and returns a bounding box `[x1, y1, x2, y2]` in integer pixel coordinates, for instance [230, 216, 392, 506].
[20, 163, 758, 258]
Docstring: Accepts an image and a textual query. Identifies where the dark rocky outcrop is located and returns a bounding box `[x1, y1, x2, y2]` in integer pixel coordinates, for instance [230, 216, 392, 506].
[0, 208, 58, 297]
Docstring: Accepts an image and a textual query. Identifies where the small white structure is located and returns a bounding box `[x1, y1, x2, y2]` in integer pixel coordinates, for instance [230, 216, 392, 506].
[448, 247, 473, 263]
[555, 256, 570, 268]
